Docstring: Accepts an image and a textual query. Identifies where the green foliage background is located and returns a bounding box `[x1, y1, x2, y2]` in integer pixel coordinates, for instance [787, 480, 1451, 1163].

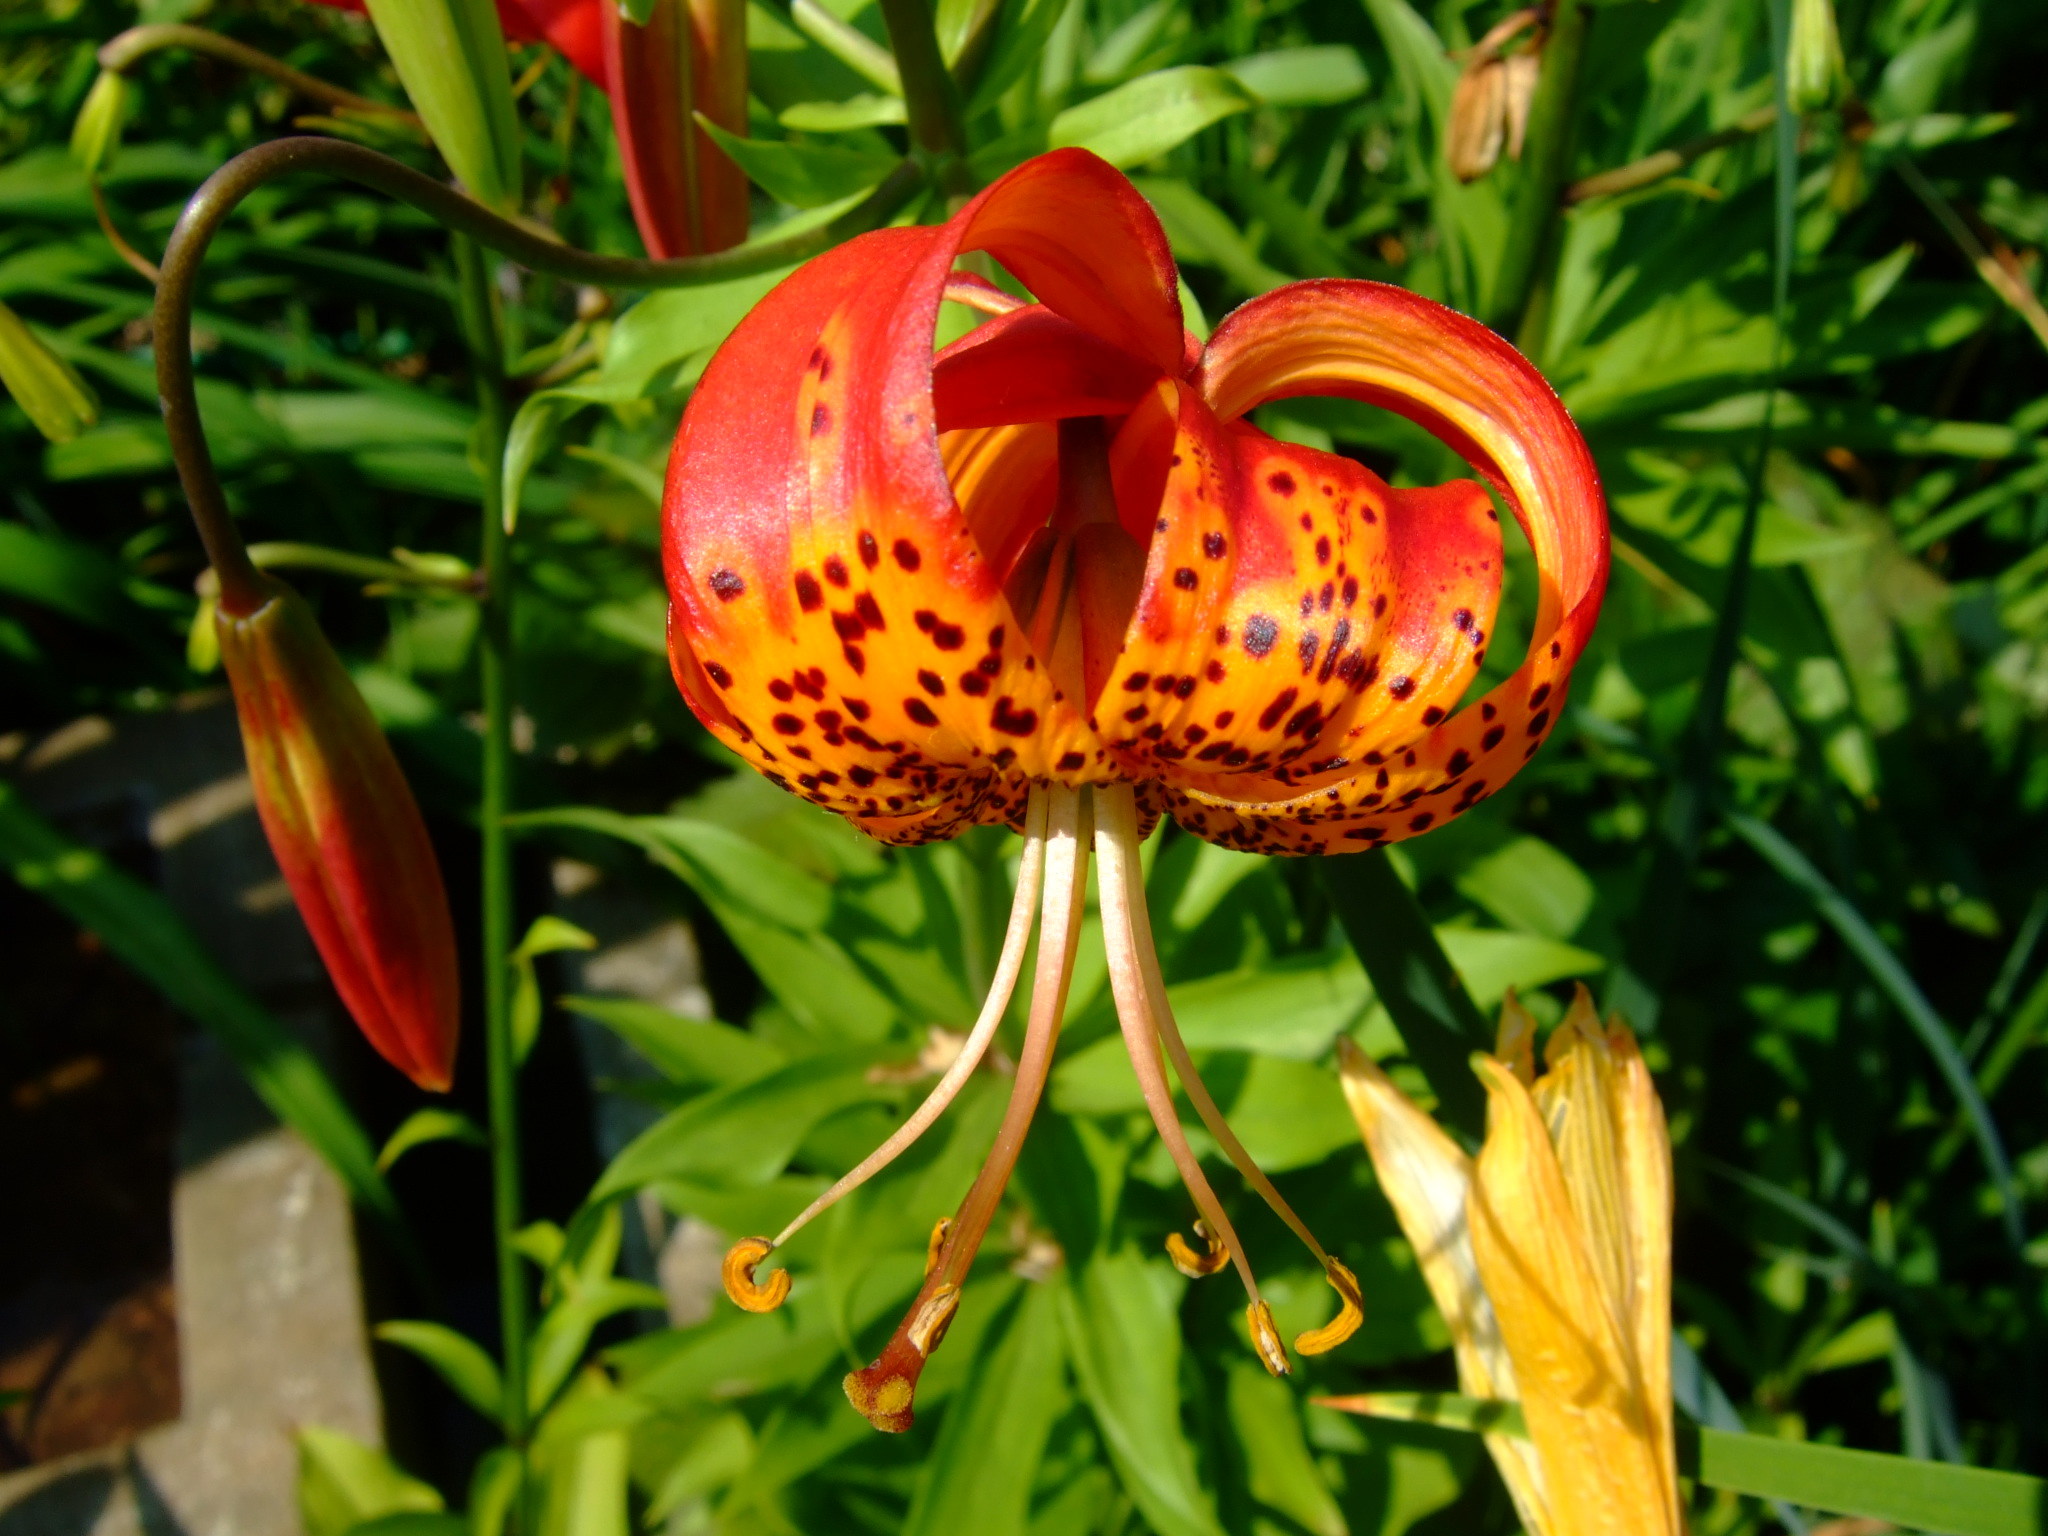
[5, 0, 2048, 1530]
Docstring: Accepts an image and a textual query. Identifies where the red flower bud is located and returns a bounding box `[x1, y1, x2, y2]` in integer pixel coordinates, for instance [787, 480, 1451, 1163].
[602, 0, 750, 258]
[217, 578, 460, 1091]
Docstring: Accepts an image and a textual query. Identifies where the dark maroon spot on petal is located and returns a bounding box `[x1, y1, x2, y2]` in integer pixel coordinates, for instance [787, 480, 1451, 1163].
[1125, 672, 1151, 691]
[1174, 567, 1198, 590]
[1528, 708, 1551, 736]
[1550, 640, 1561, 658]
[859, 531, 879, 569]
[810, 405, 830, 436]
[1268, 471, 1296, 496]
[931, 620, 965, 650]
[1225, 747, 1251, 767]
[709, 569, 745, 601]
[1243, 614, 1278, 657]
[794, 571, 822, 611]
[831, 611, 864, 640]
[1388, 675, 1415, 700]
[769, 679, 795, 702]
[1445, 748, 1472, 777]
[1124, 704, 1148, 723]
[918, 669, 945, 696]
[893, 538, 921, 571]
[824, 556, 850, 588]
[1215, 710, 1235, 728]
[705, 662, 732, 689]
[1318, 620, 1352, 684]
[849, 765, 875, 787]
[1185, 724, 1207, 743]
[1196, 742, 1229, 761]
[843, 697, 871, 720]
[959, 671, 990, 696]
[1315, 536, 1331, 565]
[772, 713, 804, 735]
[1259, 688, 1299, 731]
[1057, 751, 1086, 771]
[855, 592, 885, 630]
[1528, 682, 1552, 709]
[1206, 660, 1227, 684]
[1319, 581, 1335, 612]
[843, 643, 865, 673]
[991, 697, 1037, 735]
[1481, 724, 1505, 750]
[1204, 531, 1227, 558]
[904, 698, 938, 726]
[1372, 593, 1388, 617]
[1421, 706, 1445, 726]
[1342, 576, 1359, 607]
[1175, 676, 1196, 699]
[1451, 607, 1473, 632]
[1409, 812, 1434, 832]
[1298, 631, 1320, 671]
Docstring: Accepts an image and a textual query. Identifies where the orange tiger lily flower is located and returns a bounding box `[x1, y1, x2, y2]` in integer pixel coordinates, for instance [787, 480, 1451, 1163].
[661, 148, 1607, 1432]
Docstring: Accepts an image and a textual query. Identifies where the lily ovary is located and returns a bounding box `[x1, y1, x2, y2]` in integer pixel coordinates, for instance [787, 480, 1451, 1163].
[1333, 990, 1685, 1536]
[660, 148, 1609, 1432]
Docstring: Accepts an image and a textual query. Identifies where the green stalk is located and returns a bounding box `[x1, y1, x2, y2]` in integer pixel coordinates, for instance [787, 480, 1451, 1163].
[876, 0, 969, 192]
[1488, 0, 1591, 343]
[453, 235, 531, 1468]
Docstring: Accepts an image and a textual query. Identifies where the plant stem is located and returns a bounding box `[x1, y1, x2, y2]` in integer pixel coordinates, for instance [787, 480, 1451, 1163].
[453, 235, 532, 1469]
[1488, 0, 1591, 342]
[876, 0, 969, 190]
[99, 23, 425, 126]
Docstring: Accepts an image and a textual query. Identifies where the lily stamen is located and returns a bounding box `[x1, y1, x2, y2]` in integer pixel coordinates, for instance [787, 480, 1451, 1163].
[1097, 783, 1365, 1356]
[725, 790, 1050, 1272]
[844, 784, 1092, 1431]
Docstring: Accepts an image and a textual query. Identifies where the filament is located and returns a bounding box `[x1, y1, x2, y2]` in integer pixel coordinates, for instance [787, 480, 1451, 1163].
[943, 272, 1026, 316]
[1097, 784, 1364, 1359]
[766, 790, 1050, 1250]
[1093, 787, 1273, 1333]
[844, 782, 1091, 1430]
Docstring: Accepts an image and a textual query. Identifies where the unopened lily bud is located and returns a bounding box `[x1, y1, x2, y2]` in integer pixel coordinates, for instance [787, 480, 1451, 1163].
[1787, 0, 1845, 113]
[70, 69, 131, 177]
[0, 300, 97, 444]
[602, 0, 749, 257]
[217, 577, 460, 1091]
[362, 0, 523, 210]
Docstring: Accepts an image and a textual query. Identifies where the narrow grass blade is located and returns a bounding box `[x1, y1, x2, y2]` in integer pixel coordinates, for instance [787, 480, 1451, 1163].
[1319, 849, 1489, 1140]
[1727, 811, 2025, 1249]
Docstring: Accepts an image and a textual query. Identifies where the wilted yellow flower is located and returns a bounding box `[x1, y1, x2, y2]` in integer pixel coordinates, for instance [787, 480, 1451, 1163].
[1331, 988, 1684, 1536]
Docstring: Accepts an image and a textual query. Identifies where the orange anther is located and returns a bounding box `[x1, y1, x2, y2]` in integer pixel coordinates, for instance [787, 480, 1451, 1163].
[1165, 1219, 1229, 1278]
[721, 1236, 790, 1313]
[1247, 1300, 1290, 1376]
[1294, 1257, 1365, 1355]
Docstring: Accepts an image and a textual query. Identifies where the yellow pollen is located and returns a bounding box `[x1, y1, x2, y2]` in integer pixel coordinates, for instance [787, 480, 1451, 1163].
[1248, 1300, 1291, 1376]
[1166, 1219, 1230, 1278]
[1294, 1257, 1366, 1355]
[906, 1284, 961, 1357]
[924, 1217, 952, 1278]
[721, 1235, 790, 1313]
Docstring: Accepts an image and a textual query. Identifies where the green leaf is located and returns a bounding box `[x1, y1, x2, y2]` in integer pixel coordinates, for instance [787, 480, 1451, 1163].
[1318, 1390, 1528, 1437]
[1222, 46, 1370, 107]
[779, 95, 907, 131]
[0, 299, 96, 442]
[0, 785, 412, 1258]
[903, 1282, 1068, 1536]
[510, 915, 597, 1066]
[0, 521, 136, 632]
[541, 1425, 631, 1536]
[361, 0, 522, 210]
[1727, 811, 2024, 1248]
[644, 1411, 755, 1521]
[560, 996, 786, 1087]
[1050, 66, 1256, 169]
[1435, 927, 1605, 1007]
[694, 116, 896, 208]
[1320, 851, 1490, 1139]
[529, 1278, 667, 1415]
[1684, 1424, 2046, 1536]
[1229, 1362, 1348, 1536]
[373, 1321, 504, 1422]
[297, 1427, 443, 1536]
[1454, 836, 1595, 941]
[593, 1050, 893, 1198]
[1059, 1250, 1225, 1536]
[1131, 176, 1293, 297]
[376, 1107, 486, 1173]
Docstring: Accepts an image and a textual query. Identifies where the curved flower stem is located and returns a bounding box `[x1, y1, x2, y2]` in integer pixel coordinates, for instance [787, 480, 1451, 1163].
[154, 136, 921, 610]
[196, 541, 481, 596]
[98, 23, 425, 126]
[764, 789, 1049, 1251]
[876, 0, 970, 192]
[452, 234, 532, 1478]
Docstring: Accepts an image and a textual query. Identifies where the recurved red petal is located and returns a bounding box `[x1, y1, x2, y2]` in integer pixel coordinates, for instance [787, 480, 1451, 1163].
[1158, 280, 1605, 854]
[933, 306, 1163, 432]
[662, 150, 1184, 840]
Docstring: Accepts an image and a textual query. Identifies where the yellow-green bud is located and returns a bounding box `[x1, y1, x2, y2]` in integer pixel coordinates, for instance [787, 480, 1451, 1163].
[1787, 0, 1846, 113]
[362, 0, 523, 211]
[70, 69, 131, 178]
[0, 300, 98, 444]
